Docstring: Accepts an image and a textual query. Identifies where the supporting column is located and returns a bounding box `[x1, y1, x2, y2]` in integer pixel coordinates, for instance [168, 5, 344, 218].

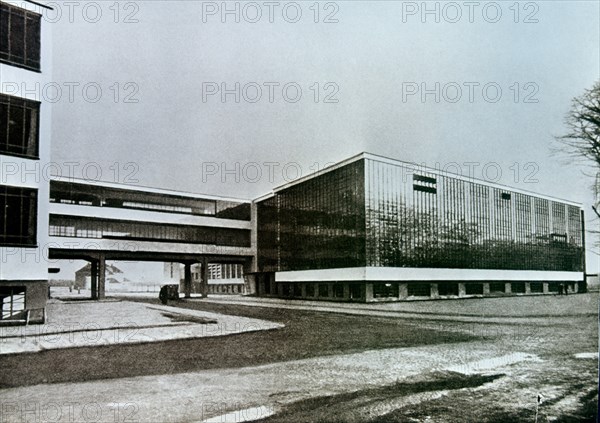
[365, 283, 374, 302]
[97, 255, 106, 300]
[90, 260, 98, 300]
[483, 283, 490, 296]
[184, 262, 192, 298]
[458, 283, 466, 297]
[525, 282, 531, 294]
[398, 283, 408, 300]
[504, 282, 512, 295]
[200, 257, 209, 298]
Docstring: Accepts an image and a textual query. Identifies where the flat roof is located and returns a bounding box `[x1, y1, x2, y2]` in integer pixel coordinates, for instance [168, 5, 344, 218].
[269, 152, 583, 207]
[3, 0, 54, 10]
[49, 177, 252, 204]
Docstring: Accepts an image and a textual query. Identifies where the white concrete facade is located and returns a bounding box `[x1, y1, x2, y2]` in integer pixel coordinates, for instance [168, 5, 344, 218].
[0, 0, 52, 321]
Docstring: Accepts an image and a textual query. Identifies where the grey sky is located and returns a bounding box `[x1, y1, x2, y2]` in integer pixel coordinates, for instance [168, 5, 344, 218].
[46, 0, 599, 266]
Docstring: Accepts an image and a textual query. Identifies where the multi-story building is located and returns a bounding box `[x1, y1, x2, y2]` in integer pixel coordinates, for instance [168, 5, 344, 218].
[254, 153, 585, 302]
[0, 0, 52, 322]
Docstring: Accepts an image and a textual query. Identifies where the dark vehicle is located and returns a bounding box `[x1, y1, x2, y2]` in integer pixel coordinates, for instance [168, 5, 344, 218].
[159, 284, 180, 304]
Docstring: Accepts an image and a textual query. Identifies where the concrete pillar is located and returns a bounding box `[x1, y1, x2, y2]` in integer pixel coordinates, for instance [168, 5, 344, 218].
[90, 260, 98, 300]
[343, 283, 350, 300]
[525, 282, 531, 294]
[97, 255, 106, 300]
[483, 283, 490, 296]
[200, 257, 209, 298]
[398, 283, 408, 300]
[505, 282, 512, 295]
[184, 262, 192, 298]
[543, 282, 549, 294]
[458, 283, 466, 297]
[365, 283, 374, 302]
[430, 283, 439, 299]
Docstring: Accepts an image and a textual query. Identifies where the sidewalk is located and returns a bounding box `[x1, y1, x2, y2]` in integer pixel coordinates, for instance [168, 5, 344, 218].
[0, 299, 283, 355]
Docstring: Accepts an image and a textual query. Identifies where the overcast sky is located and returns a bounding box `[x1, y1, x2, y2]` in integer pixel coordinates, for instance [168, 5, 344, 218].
[46, 0, 599, 267]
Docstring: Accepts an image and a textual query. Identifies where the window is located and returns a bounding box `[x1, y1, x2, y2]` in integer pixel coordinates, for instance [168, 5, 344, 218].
[0, 93, 40, 158]
[373, 282, 398, 298]
[318, 284, 329, 297]
[293, 284, 302, 297]
[407, 283, 431, 297]
[333, 283, 344, 298]
[0, 287, 26, 319]
[465, 283, 483, 295]
[349, 283, 362, 299]
[0, 185, 37, 246]
[530, 282, 543, 293]
[511, 282, 526, 293]
[438, 283, 459, 296]
[0, 2, 41, 71]
[489, 282, 505, 293]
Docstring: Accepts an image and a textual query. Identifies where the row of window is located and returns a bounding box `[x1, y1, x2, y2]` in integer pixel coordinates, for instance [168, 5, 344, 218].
[276, 283, 363, 299]
[49, 215, 251, 247]
[50, 181, 251, 221]
[268, 281, 578, 300]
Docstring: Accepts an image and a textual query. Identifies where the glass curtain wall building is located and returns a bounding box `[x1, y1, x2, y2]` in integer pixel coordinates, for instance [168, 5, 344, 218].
[254, 153, 585, 302]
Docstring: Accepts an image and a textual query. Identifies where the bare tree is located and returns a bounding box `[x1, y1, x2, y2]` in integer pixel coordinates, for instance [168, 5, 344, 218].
[555, 81, 600, 218]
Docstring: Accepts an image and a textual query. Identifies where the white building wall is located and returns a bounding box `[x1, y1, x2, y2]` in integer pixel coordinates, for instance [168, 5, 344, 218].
[0, 1, 52, 318]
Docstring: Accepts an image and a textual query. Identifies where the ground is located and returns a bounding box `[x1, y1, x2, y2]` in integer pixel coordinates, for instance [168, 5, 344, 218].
[0, 293, 597, 422]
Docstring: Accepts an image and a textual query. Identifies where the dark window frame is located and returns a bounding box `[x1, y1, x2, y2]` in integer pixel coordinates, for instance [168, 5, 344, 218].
[0, 2, 42, 72]
[0, 185, 38, 246]
[0, 93, 40, 159]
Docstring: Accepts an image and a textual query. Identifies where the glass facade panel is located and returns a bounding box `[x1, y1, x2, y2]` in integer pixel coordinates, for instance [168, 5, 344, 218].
[257, 160, 366, 272]
[255, 157, 583, 275]
[364, 158, 583, 272]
